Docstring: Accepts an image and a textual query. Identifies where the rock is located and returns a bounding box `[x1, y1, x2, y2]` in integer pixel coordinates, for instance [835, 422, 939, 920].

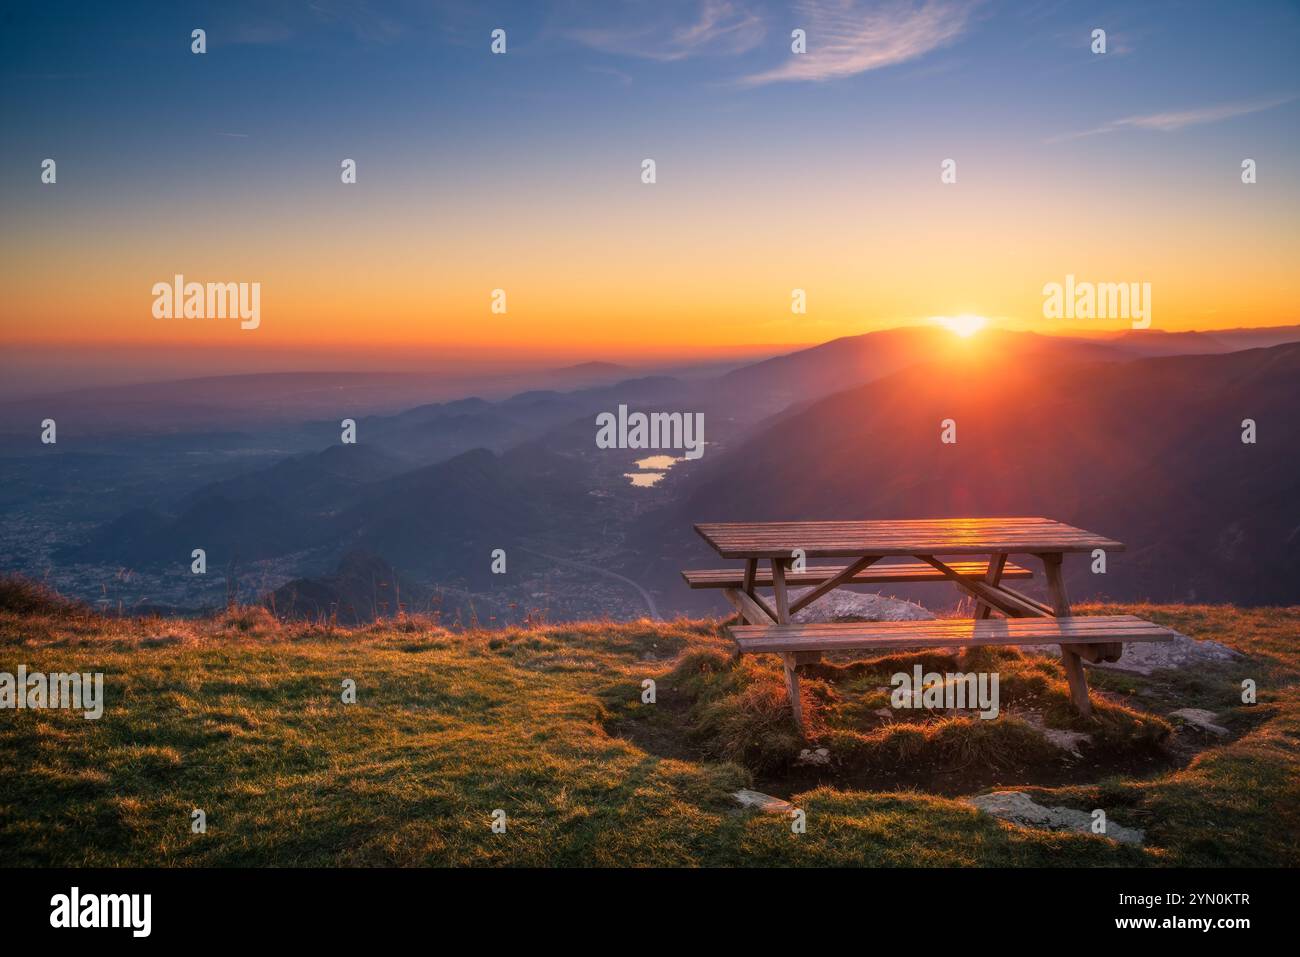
[1037, 629, 1239, 675]
[1041, 728, 1092, 756]
[1020, 713, 1092, 757]
[790, 589, 935, 624]
[1169, 708, 1231, 737]
[873, 707, 893, 718]
[968, 791, 1144, 845]
[732, 789, 795, 814]
[795, 748, 831, 767]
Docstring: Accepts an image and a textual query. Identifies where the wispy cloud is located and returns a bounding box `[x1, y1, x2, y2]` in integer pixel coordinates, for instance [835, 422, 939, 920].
[568, 0, 765, 62]
[1048, 95, 1295, 143]
[586, 65, 635, 86]
[738, 0, 975, 86]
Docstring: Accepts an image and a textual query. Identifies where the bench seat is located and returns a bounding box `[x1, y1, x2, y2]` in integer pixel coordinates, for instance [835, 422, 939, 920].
[728, 615, 1178, 731]
[729, 614, 1176, 654]
[683, 560, 1031, 590]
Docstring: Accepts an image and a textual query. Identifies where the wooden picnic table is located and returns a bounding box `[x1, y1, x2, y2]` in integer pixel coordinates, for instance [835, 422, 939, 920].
[695, 517, 1124, 559]
[688, 517, 1166, 729]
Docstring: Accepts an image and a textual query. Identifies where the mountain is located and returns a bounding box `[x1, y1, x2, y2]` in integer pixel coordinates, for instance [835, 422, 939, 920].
[267, 549, 430, 623]
[550, 361, 633, 379]
[60, 441, 599, 581]
[59, 494, 323, 569]
[186, 442, 407, 510]
[34, 326, 1300, 616]
[641, 342, 1300, 607]
[336, 443, 597, 584]
[1101, 325, 1300, 357]
[713, 327, 1128, 416]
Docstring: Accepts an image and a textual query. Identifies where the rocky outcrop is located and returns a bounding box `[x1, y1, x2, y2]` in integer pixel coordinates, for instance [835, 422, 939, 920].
[968, 791, 1144, 845]
[790, 589, 934, 623]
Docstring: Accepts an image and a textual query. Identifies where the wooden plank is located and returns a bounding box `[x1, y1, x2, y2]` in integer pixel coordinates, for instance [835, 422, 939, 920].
[729, 615, 1177, 654]
[730, 614, 1175, 640]
[694, 517, 1125, 559]
[787, 555, 882, 614]
[733, 613, 1170, 634]
[681, 560, 1033, 589]
[975, 553, 1007, 620]
[722, 588, 775, 626]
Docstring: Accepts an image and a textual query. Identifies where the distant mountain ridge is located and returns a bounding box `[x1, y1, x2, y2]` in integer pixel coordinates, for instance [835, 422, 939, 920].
[643, 342, 1300, 606]
[37, 326, 1300, 615]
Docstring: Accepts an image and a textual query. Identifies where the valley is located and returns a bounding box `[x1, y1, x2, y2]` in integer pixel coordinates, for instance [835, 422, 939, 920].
[3, 325, 1298, 623]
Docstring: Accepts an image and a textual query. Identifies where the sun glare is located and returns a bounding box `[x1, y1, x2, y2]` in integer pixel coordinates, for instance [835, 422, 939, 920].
[935, 314, 988, 338]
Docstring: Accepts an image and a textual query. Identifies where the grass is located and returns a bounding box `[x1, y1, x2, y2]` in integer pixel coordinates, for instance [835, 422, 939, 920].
[1, 584, 1297, 867]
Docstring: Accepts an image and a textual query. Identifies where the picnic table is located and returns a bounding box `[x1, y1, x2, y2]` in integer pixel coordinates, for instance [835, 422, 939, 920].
[683, 517, 1176, 732]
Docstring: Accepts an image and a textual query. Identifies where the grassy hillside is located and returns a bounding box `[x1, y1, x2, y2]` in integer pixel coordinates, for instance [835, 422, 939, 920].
[2, 583, 1297, 866]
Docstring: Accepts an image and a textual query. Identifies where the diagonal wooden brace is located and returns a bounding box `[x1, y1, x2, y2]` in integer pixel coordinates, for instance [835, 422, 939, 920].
[915, 556, 1041, 618]
[975, 553, 1008, 619]
[788, 554, 883, 614]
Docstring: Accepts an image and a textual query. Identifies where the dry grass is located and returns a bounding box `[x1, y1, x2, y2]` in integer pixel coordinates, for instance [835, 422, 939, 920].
[2, 592, 1297, 866]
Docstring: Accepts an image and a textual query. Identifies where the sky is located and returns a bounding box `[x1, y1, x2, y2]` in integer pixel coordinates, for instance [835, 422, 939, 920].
[1, 0, 1298, 378]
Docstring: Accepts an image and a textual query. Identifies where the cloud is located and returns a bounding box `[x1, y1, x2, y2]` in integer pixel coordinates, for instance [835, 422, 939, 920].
[568, 0, 765, 62]
[586, 65, 635, 85]
[1048, 95, 1295, 142]
[738, 0, 975, 86]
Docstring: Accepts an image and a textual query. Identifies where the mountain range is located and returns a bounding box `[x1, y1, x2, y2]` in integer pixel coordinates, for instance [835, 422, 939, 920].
[25, 324, 1300, 617]
[644, 341, 1300, 607]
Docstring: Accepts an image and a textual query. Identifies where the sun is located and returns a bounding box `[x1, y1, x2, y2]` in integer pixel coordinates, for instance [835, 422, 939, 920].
[934, 314, 988, 338]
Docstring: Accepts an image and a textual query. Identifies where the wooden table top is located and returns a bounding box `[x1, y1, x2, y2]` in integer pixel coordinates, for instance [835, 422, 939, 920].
[695, 517, 1125, 559]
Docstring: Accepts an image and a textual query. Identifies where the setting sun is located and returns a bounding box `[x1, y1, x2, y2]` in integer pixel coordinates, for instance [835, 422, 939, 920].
[934, 314, 989, 338]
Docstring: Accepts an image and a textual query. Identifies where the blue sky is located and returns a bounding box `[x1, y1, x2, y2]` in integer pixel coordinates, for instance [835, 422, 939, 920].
[2, 0, 1297, 365]
[5, 1, 1297, 171]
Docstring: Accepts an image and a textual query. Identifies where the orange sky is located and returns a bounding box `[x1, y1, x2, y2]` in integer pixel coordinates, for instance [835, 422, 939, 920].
[6, 165, 1297, 362]
[4, 3, 1297, 364]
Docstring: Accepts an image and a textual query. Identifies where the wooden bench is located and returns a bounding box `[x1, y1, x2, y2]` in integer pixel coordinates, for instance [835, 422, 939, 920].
[682, 559, 1033, 590]
[728, 615, 1178, 728]
[692, 518, 1170, 732]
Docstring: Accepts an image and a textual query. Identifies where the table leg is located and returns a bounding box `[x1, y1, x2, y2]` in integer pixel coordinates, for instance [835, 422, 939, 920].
[770, 558, 790, 623]
[770, 558, 808, 733]
[1040, 552, 1092, 717]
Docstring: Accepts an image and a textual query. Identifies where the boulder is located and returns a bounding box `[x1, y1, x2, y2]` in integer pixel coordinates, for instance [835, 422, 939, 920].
[1038, 630, 1239, 675]
[790, 589, 934, 623]
[1169, 708, 1231, 737]
[968, 790, 1144, 845]
[732, 789, 795, 814]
